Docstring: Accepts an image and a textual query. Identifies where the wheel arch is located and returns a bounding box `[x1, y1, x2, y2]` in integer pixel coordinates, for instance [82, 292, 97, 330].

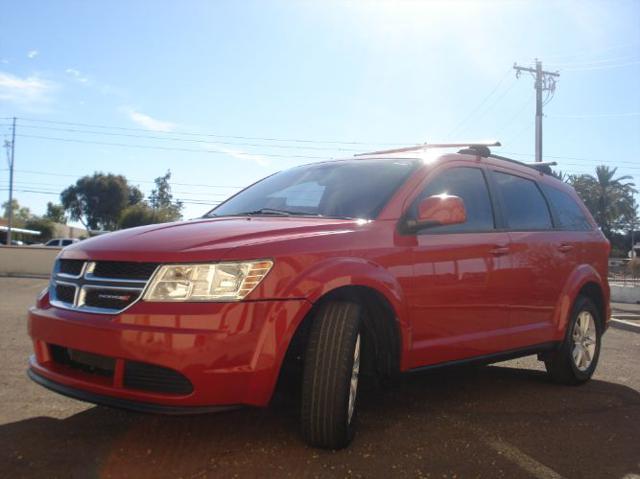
[273, 281, 407, 402]
[553, 264, 610, 338]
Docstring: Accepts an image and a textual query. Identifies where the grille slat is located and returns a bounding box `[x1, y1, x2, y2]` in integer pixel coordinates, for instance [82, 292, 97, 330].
[55, 284, 76, 304]
[92, 262, 159, 280]
[51, 260, 158, 314]
[59, 259, 84, 276]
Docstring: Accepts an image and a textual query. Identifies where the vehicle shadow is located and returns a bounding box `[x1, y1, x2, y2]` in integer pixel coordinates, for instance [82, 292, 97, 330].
[2, 365, 639, 478]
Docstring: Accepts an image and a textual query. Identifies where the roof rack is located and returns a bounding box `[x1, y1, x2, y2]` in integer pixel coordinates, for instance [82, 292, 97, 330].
[353, 140, 558, 176]
[354, 140, 501, 157]
[488, 154, 558, 174]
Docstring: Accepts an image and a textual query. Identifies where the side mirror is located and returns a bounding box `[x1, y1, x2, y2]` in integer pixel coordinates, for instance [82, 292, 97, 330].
[406, 194, 467, 231]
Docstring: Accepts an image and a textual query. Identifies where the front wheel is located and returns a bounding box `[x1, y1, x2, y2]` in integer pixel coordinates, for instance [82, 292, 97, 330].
[300, 301, 362, 449]
[545, 295, 602, 385]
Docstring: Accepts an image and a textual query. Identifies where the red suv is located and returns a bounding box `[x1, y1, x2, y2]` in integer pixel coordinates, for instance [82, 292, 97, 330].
[28, 143, 610, 449]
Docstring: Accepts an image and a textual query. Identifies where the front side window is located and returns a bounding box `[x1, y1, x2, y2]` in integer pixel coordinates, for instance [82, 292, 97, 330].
[207, 159, 418, 220]
[410, 167, 495, 233]
[540, 184, 592, 231]
[493, 171, 552, 230]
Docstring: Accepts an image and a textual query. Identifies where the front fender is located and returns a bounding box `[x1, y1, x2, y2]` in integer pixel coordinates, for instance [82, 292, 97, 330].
[280, 256, 411, 366]
[551, 264, 608, 339]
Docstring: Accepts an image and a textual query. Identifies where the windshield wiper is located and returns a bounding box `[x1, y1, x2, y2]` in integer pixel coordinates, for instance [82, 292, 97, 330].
[207, 208, 355, 219]
[241, 208, 315, 217]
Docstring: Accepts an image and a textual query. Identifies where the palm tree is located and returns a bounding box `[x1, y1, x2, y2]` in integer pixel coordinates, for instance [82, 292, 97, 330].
[570, 166, 638, 239]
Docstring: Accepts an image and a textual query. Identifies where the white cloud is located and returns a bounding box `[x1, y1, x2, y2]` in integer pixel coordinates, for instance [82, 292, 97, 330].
[125, 108, 175, 132]
[216, 146, 270, 167]
[0, 71, 55, 107]
[27, 50, 39, 59]
[65, 68, 89, 83]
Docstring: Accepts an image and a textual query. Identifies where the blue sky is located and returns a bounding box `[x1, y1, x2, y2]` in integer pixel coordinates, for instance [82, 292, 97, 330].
[1, 0, 639, 224]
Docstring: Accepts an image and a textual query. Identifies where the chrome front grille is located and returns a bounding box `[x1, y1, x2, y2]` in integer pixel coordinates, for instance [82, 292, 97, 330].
[50, 260, 159, 314]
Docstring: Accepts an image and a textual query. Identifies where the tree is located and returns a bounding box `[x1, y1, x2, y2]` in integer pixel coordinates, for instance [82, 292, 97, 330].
[2, 199, 32, 227]
[551, 169, 570, 183]
[149, 170, 183, 221]
[24, 217, 56, 242]
[118, 203, 181, 229]
[569, 165, 638, 240]
[60, 173, 144, 232]
[44, 202, 67, 224]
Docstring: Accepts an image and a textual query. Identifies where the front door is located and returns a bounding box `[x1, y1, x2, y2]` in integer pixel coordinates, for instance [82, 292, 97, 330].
[405, 165, 512, 368]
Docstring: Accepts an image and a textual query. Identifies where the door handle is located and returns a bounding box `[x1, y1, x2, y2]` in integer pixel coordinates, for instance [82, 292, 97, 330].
[489, 245, 510, 256]
[558, 243, 574, 253]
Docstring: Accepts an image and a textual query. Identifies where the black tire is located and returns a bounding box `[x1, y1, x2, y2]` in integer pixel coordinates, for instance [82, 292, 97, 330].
[300, 301, 362, 449]
[545, 295, 602, 385]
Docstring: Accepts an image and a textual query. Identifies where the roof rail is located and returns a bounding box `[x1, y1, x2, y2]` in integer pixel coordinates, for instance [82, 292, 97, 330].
[354, 140, 501, 157]
[489, 154, 558, 174]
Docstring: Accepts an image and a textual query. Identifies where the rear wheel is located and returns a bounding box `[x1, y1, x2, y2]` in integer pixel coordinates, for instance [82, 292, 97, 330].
[545, 295, 601, 385]
[300, 301, 362, 449]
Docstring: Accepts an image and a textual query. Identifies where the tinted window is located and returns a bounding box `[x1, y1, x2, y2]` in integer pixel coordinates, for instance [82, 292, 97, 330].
[541, 184, 592, 231]
[62, 240, 73, 246]
[46, 240, 58, 246]
[494, 172, 552, 230]
[208, 159, 418, 220]
[412, 167, 494, 233]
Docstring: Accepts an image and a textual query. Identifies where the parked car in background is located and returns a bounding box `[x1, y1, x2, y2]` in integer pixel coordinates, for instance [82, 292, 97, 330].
[27, 142, 610, 449]
[43, 238, 80, 248]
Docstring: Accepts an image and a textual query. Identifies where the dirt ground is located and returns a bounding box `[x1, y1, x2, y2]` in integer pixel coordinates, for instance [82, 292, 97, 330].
[1, 277, 639, 479]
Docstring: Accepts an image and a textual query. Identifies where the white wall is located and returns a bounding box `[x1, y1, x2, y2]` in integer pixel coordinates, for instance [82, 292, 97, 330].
[610, 284, 640, 304]
[0, 246, 60, 278]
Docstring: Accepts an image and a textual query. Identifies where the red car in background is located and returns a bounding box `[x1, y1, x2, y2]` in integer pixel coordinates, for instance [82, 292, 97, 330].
[28, 142, 610, 449]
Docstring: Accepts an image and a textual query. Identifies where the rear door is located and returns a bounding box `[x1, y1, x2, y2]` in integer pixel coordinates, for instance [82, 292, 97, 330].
[406, 164, 513, 368]
[489, 169, 565, 348]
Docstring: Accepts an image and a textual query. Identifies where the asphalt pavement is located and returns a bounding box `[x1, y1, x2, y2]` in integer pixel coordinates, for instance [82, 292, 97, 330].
[1, 278, 639, 479]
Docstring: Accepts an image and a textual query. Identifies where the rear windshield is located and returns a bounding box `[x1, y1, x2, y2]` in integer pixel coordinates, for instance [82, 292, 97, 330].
[206, 159, 419, 220]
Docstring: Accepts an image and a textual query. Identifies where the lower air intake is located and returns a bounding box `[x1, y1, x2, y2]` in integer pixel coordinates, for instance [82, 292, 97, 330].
[124, 361, 193, 395]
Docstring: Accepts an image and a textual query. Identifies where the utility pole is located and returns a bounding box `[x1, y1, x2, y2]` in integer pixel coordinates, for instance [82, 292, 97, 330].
[5, 117, 16, 245]
[513, 59, 559, 162]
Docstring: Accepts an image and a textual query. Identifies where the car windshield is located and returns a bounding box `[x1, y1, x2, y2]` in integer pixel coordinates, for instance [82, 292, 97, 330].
[206, 159, 419, 220]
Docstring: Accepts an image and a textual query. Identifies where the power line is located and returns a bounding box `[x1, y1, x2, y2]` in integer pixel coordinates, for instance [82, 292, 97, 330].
[0, 188, 225, 205]
[563, 60, 640, 72]
[548, 112, 640, 119]
[15, 133, 328, 160]
[12, 124, 364, 152]
[0, 168, 244, 189]
[446, 68, 514, 138]
[497, 92, 534, 136]
[543, 41, 640, 62]
[547, 54, 640, 68]
[14, 116, 400, 147]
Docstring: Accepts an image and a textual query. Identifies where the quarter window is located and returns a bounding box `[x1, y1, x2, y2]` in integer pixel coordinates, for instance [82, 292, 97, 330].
[541, 184, 592, 231]
[493, 172, 552, 230]
[412, 167, 495, 233]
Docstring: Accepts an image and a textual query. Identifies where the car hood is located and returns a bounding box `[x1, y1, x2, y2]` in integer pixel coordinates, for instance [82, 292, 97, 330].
[61, 216, 361, 262]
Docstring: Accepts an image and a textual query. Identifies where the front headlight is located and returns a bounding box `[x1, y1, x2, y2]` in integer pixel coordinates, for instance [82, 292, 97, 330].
[143, 260, 273, 302]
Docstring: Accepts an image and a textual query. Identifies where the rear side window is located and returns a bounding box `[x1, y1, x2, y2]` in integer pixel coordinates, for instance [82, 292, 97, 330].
[62, 240, 73, 246]
[412, 167, 495, 233]
[541, 184, 592, 231]
[493, 171, 552, 230]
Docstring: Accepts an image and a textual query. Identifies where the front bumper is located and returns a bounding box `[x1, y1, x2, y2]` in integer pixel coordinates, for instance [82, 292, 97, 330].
[28, 296, 312, 410]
